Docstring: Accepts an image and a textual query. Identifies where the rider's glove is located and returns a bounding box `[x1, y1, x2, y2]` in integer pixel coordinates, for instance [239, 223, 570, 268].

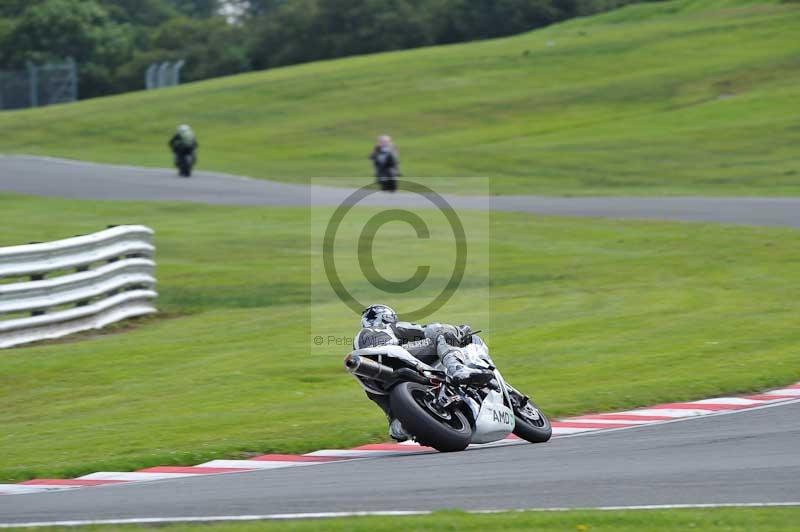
[455, 325, 473, 347]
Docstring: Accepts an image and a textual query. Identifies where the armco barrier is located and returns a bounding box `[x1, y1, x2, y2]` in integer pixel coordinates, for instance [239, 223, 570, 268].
[0, 225, 157, 348]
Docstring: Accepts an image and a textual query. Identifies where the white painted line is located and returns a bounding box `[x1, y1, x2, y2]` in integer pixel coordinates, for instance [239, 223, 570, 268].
[0, 485, 76, 495]
[199, 460, 319, 470]
[551, 427, 599, 434]
[564, 418, 656, 425]
[467, 439, 526, 449]
[77, 472, 200, 482]
[616, 408, 715, 418]
[691, 398, 764, 406]
[3, 502, 799, 527]
[305, 450, 413, 458]
[0, 511, 427, 527]
[478, 502, 800, 512]
[766, 389, 800, 396]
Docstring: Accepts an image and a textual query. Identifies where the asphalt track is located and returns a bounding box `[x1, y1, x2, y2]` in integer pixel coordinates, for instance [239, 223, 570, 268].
[1, 155, 799, 523]
[3, 155, 800, 227]
[0, 401, 798, 524]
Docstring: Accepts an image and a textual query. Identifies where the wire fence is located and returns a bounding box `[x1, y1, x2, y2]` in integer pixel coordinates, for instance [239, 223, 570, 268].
[0, 58, 78, 110]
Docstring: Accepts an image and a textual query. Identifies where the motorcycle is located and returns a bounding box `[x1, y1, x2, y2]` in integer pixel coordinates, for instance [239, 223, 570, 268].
[175, 151, 194, 178]
[344, 335, 551, 452]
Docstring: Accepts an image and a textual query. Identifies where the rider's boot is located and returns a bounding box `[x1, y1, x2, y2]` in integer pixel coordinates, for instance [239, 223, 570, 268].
[437, 336, 494, 386]
[388, 418, 410, 442]
[366, 391, 409, 442]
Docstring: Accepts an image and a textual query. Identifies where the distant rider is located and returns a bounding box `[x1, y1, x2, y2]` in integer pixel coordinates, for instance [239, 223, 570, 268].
[369, 135, 399, 192]
[168, 124, 198, 174]
[353, 304, 493, 441]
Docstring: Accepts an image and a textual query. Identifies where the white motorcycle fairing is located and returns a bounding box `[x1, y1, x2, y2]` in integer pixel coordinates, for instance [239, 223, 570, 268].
[471, 388, 515, 443]
[453, 342, 516, 444]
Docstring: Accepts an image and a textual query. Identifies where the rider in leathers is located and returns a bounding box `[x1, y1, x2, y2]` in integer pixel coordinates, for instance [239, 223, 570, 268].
[354, 304, 493, 441]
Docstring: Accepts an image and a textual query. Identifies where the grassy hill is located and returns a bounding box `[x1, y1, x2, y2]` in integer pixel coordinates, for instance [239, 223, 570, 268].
[1, 0, 798, 195]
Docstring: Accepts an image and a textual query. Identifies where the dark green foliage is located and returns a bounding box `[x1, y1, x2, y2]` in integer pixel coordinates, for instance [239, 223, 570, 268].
[249, 0, 435, 69]
[150, 17, 251, 80]
[2, 0, 135, 98]
[99, 0, 177, 26]
[167, 0, 219, 18]
[0, 0, 28, 18]
[0, 0, 648, 100]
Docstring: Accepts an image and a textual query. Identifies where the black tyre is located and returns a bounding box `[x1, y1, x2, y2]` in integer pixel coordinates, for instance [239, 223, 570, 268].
[378, 177, 397, 192]
[178, 155, 193, 177]
[512, 397, 552, 444]
[390, 382, 472, 452]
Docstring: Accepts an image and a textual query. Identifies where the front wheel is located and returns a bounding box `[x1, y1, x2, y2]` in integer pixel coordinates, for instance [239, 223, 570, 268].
[511, 395, 552, 444]
[390, 382, 472, 452]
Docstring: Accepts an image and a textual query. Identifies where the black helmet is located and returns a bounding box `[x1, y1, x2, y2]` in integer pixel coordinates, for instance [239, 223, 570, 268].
[361, 304, 397, 328]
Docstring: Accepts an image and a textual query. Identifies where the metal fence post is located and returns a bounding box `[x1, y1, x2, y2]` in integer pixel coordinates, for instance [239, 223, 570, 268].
[26, 62, 38, 107]
[67, 57, 78, 101]
[30, 273, 45, 316]
[157, 62, 170, 88]
[172, 60, 185, 86]
[145, 63, 157, 90]
[1, 59, 76, 110]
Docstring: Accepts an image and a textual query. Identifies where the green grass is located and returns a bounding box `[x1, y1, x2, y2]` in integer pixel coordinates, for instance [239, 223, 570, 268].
[1, 193, 799, 482]
[1, 0, 799, 195]
[12, 508, 800, 531]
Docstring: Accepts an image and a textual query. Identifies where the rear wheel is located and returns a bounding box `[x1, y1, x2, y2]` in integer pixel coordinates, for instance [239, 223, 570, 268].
[378, 176, 397, 192]
[178, 155, 192, 177]
[390, 382, 472, 452]
[511, 394, 552, 443]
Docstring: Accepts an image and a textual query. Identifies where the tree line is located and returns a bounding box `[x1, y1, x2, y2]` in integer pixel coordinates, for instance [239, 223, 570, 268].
[0, 0, 642, 100]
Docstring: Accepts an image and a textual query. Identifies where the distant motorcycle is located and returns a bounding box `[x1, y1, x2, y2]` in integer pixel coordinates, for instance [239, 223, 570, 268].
[175, 152, 194, 178]
[345, 336, 551, 452]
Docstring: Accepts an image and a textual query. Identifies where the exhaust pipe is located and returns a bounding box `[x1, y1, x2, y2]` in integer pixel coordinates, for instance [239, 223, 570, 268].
[344, 354, 395, 381]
